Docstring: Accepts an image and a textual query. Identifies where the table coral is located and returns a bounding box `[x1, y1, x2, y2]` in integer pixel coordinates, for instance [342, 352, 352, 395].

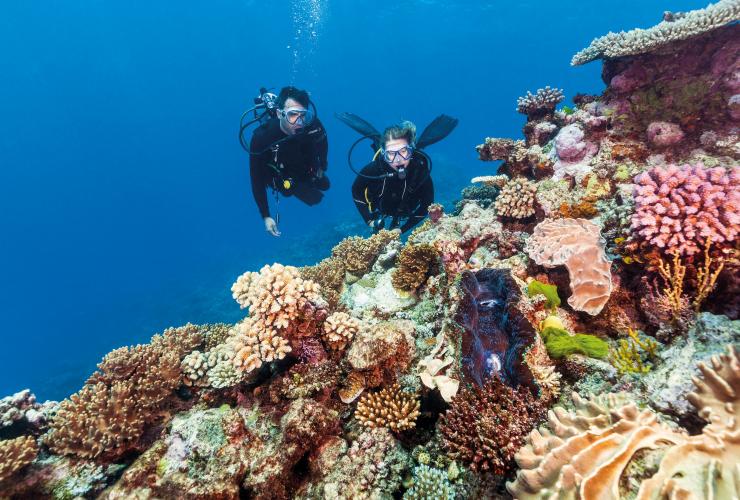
[525, 218, 613, 315]
[516, 86, 565, 118]
[571, 0, 740, 65]
[629, 163, 739, 257]
[439, 377, 546, 474]
[355, 383, 420, 432]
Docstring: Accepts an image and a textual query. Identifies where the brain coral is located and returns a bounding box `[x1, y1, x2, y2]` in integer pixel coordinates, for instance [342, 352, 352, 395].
[629, 163, 739, 257]
[571, 0, 740, 65]
[525, 218, 613, 316]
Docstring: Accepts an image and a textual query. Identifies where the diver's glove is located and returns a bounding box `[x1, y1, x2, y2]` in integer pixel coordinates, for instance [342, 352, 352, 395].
[368, 217, 385, 233]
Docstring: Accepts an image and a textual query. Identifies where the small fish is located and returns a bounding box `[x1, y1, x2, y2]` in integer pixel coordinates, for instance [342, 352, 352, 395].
[614, 237, 626, 244]
[622, 256, 634, 264]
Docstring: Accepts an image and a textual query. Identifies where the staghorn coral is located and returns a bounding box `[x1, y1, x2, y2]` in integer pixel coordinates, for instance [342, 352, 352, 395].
[0, 436, 38, 485]
[331, 229, 399, 277]
[45, 324, 202, 460]
[403, 465, 455, 500]
[439, 377, 546, 474]
[321, 311, 360, 351]
[355, 383, 420, 432]
[516, 86, 565, 117]
[629, 163, 739, 257]
[525, 218, 613, 315]
[571, 0, 740, 65]
[494, 177, 537, 219]
[391, 243, 440, 293]
[508, 345, 740, 499]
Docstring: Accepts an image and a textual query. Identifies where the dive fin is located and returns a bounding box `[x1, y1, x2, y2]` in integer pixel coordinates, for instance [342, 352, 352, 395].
[335, 112, 381, 140]
[416, 114, 459, 149]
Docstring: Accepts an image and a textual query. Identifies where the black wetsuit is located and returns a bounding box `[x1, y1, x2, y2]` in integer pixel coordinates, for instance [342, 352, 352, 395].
[351, 152, 434, 233]
[249, 116, 329, 219]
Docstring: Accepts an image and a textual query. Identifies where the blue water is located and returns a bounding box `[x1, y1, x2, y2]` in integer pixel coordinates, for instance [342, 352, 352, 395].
[0, 0, 710, 401]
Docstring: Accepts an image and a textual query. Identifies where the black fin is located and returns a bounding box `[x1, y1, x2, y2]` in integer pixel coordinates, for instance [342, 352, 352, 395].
[335, 112, 381, 140]
[416, 114, 458, 149]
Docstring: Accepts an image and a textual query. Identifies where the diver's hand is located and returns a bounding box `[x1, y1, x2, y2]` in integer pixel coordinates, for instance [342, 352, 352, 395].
[264, 217, 281, 237]
[315, 168, 325, 179]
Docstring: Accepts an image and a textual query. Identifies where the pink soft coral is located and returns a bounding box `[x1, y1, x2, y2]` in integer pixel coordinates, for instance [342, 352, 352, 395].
[630, 163, 740, 256]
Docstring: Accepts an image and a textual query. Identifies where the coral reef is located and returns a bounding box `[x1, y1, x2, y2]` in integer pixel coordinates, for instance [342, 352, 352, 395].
[403, 464, 455, 500]
[525, 218, 613, 315]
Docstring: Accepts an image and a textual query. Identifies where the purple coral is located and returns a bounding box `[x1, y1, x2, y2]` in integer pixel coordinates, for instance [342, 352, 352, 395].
[647, 121, 685, 147]
[630, 163, 740, 256]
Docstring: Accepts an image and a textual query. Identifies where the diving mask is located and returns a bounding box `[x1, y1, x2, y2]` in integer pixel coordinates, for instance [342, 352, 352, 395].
[280, 107, 315, 125]
[382, 145, 414, 163]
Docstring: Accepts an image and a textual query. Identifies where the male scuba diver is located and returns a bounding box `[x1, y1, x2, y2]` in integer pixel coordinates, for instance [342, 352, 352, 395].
[240, 86, 329, 237]
[338, 113, 457, 234]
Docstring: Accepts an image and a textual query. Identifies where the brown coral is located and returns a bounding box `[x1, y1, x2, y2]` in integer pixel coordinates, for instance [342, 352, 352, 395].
[338, 371, 366, 404]
[525, 218, 613, 315]
[322, 312, 360, 351]
[331, 229, 399, 277]
[45, 324, 202, 460]
[355, 383, 420, 432]
[0, 436, 38, 485]
[439, 378, 546, 474]
[391, 243, 440, 293]
[476, 137, 518, 161]
[301, 256, 346, 310]
[346, 320, 416, 387]
[494, 177, 537, 219]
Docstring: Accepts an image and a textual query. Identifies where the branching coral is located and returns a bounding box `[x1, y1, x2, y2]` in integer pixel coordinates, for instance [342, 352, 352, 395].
[609, 328, 659, 375]
[476, 137, 518, 161]
[403, 465, 455, 500]
[230, 318, 291, 374]
[355, 383, 420, 432]
[45, 324, 202, 460]
[330, 229, 399, 277]
[321, 311, 360, 351]
[629, 163, 739, 257]
[0, 436, 38, 485]
[516, 86, 565, 117]
[494, 177, 537, 219]
[571, 0, 740, 65]
[509, 345, 740, 499]
[525, 218, 613, 315]
[391, 243, 440, 293]
[0, 390, 47, 432]
[439, 377, 546, 474]
[300, 256, 346, 310]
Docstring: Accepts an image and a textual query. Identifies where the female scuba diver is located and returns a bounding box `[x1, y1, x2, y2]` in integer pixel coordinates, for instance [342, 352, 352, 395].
[338, 113, 457, 234]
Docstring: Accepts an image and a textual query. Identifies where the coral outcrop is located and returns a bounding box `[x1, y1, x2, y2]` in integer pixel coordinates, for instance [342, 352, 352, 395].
[321, 311, 360, 351]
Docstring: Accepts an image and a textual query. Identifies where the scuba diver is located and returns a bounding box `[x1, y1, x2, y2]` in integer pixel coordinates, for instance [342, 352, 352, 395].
[239, 86, 328, 237]
[338, 113, 458, 234]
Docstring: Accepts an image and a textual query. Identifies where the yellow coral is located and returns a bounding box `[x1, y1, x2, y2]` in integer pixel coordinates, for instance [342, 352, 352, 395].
[322, 312, 360, 351]
[609, 328, 658, 375]
[391, 244, 439, 293]
[331, 229, 399, 276]
[355, 383, 420, 432]
[0, 436, 38, 484]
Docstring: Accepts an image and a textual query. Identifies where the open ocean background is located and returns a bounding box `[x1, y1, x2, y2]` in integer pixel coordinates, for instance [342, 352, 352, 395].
[0, 0, 710, 401]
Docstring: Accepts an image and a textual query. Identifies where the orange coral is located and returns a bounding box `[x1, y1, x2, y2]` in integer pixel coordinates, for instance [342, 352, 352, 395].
[0, 436, 38, 485]
[555, 200, 598, 219]
[338, 371, 366, 404]
[391, 244, 440, 293]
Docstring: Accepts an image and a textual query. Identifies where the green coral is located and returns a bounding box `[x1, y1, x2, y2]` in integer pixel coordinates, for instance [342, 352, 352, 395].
[403, 465, 455, 500]
[527, 280, 561, 310]
[610, 329, 659, 375]
[541, 327, 609, 359]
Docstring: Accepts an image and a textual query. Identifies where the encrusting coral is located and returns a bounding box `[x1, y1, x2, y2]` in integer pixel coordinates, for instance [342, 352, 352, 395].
[439, 377, 546, 474]
[45, 324, 202, 460]
[628, 163, 739, 257]
[571, 0, 740, 65]
[355, 383, 420, 432]
[494, 177, 537, 219]
[0, 436, 38, 485]
[525, 218, 613, 315]
[391, 243, 440, 293]
[321, 311, 360, 351]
